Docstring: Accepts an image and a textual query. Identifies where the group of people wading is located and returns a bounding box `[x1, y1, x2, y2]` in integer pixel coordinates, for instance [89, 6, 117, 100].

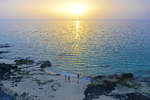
[65, 73, 80, 83]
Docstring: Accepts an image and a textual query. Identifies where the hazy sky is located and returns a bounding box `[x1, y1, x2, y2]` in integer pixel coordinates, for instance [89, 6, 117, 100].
[0, 0, 150, 19]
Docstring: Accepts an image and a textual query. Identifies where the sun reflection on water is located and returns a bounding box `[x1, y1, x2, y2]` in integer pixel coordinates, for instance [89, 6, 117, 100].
[2, 20, 150, 76]
[76, 20, 79, 33]
[46, 20, 91, 72]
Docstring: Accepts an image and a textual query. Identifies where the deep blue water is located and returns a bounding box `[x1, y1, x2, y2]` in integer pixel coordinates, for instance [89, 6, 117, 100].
[0, 20, 150, 77]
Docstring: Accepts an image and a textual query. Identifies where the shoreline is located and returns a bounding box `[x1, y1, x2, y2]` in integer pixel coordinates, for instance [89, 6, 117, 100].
[44, 67, 91, 82]
[0, 58, 89, 100]
[1, 58, 150, 100]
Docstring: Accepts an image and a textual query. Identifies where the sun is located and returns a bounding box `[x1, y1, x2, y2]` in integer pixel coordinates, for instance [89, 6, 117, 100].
[69, 4, 85, 15]
[65, 3, 86, 16]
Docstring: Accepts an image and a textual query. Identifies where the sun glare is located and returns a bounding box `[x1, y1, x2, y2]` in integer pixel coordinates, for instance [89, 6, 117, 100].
[65, 4, 86, 16]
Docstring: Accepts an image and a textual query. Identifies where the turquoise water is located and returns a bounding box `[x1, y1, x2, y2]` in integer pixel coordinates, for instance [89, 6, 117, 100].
[0, 20, 150, 77]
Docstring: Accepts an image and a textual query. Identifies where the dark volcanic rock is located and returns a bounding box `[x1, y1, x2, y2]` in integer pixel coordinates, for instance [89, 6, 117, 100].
[91, 75, 105, 81]
[0, 63, 17, 80]
[15, 59, 34, 65]
[0, 44, 11, 48]
[120, 73, 133, 80]
[112, 93, 150, 100]
[0, 51, 9, 54]
[0, 63, 11, 75]
[84, 80, 116, 100]
[40, 61, 52, 68]
[83, 73, 135, 100]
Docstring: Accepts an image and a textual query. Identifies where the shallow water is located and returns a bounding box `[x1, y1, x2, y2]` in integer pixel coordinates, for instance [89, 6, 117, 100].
[0, 20, 150, 76]
[0, 90, 14, 100]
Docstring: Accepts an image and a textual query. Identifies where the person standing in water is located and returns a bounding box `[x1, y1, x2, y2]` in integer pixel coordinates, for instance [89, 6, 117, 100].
[77, 73, 80, 83]
[68, 75, 71, 82]
[65, 75, 67, 80]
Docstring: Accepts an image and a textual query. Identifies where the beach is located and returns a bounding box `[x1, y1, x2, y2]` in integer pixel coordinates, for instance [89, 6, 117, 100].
[0, 0, 150, 99]
[1, 57, 150, 100]
[0, 58, 89, 100]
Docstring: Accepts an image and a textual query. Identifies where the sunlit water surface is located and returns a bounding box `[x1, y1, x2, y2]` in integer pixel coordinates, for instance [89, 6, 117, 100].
[0, 20, 150, 77]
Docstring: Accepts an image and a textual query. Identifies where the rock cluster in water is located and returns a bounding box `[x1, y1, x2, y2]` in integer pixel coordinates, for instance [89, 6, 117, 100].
[0, 63, 18, 80]
[0, 44, 17, 81]
[40, 61, 52, 68]
[0, 44, 11, 55]
[84, 73, 150, 100]
[15, 59, 34, 65]
[0, 51, 9, 54]
[0, 43, 11, 59]
[0, 43, 11, 48]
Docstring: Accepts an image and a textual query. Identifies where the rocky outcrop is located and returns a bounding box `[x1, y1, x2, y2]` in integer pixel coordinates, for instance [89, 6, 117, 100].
[0, 51, 9, 54]
[111, 93, 150, 100]
[120, 73, 133, 80]
[40, 61, 52, 68]
[15, 59, 34, 65]
[0, 63, 18, 80]
[83, 73, 150, 100]
[0, 44, 11, 48]
[84, 80, 116, 100]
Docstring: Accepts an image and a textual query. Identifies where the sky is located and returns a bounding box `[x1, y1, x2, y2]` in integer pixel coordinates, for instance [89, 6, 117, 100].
[0, 0, 150, 19]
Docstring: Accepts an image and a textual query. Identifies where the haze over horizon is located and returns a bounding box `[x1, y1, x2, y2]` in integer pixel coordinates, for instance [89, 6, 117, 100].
[0, 0, 150, 20]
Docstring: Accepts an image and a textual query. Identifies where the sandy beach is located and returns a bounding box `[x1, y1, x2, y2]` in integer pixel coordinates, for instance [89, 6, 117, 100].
[0, 59, 89, 100]
[1, 58, 150, 100]
[1, 0, 150, 99]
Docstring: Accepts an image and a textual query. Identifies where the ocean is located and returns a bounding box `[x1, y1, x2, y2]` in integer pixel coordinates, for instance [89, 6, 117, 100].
[0, 19, 150, 77]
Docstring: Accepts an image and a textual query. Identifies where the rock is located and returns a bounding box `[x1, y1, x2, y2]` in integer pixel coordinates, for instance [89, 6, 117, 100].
[21, 92, 29, 97]
[40, 61, 52, 68]
[0, 44, 11, 48]
[84, 80, 117, 100]
[84, 73, 135, 100]
[0, 63, 17, 80]
[92, 76, 105, 81]
[0, 63, 11, 76]
[15, 59, 34, 65]
[0, 59, 15, 64]
[0, 51, 9, 54]
[112, 93, 150, 100]
[120, 73, 134, 80]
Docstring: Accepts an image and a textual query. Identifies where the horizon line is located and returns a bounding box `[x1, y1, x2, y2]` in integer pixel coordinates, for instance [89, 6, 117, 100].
[0, 18, 150, 21]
